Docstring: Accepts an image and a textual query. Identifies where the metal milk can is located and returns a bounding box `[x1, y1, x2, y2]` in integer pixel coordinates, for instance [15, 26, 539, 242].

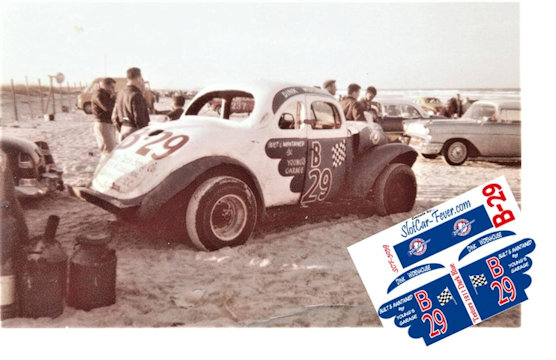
[67, 233, 116, 311]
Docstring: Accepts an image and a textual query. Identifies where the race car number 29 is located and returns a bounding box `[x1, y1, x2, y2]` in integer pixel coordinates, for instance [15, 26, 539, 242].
[118, 128, 189, 160]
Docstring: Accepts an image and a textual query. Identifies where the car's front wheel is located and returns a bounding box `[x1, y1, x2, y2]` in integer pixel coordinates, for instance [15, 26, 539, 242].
[372, 163, 417, 216]
[186, 176, 258, 251]
[443, 140, 468, 166]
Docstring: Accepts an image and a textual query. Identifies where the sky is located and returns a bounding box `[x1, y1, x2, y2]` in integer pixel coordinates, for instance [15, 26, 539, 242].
[1, 2, 519, 90]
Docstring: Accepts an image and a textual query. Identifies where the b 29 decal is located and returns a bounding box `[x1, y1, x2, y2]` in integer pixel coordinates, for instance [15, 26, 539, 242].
[266, 137, 348, 204]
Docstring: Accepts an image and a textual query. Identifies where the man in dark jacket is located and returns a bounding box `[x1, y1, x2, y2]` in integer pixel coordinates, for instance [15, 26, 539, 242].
[340, 83, 366, 121]
[359, 86, 379, 121]
[91, 77, 117, 154]
[112, 67, 150, 140]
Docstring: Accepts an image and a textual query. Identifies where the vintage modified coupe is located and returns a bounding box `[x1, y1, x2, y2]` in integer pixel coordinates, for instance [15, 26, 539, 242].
[70, 82, 418, 251]
[0, 135, 64, 198]
[404, 99, 521, 165]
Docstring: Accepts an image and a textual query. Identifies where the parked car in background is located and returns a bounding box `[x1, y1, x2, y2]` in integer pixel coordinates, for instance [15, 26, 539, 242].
[77, 77, 157, 114]
[70, 81, 418, 251]
[404, 100, 521, 165]
[416, 97, 443, 115]
[0, 136, 64, 198]
[366, 99, 446, 142]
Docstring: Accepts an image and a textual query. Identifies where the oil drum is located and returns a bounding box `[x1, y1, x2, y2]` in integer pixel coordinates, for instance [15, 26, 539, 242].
[18, 215, 67, 318]
[67, 233, 116, 311]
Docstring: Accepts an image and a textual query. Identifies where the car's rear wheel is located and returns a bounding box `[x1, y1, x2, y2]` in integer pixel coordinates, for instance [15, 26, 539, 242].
[186, 176, 257, 251]
[443, 140, 468, 166]
[372, 163, 417, 216]
[83, 102, 92, 114]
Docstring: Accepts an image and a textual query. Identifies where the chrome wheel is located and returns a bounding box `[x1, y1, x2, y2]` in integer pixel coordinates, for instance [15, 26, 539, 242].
[210, 194, 248, 242]
[445, 141, 468, 165]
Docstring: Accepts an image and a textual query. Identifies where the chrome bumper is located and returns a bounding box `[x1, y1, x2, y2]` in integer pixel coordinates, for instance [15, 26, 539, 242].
[409, 137, 443, 155]
[15, 171, 64, 199]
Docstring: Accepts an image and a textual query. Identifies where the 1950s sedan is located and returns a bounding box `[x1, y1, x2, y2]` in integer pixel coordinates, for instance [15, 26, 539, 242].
[404, 99, 521, 165]
[70, 81, 418, 251]
[0, 135, 64, 198]
[367, 98, 446, 142]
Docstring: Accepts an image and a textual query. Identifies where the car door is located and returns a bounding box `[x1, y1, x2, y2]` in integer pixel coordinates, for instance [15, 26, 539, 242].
[300, 96, 348, 205]
[264, 96, 309, 206]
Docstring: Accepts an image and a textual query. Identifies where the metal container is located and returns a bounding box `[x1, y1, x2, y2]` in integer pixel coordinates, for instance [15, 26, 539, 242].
[67, 233, 116, 311]
[18, 215, 68, 318]
[1, 152, 29, 320]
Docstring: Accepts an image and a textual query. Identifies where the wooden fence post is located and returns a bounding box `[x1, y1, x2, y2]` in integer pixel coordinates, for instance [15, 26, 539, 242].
[10, 79, 19, 122]
[25, 76, 34, 118]
[38, 79, 45, 114]
[58, 82, 64, 111]
[66, 82, 71, 110]
[50, 76, 56, 115]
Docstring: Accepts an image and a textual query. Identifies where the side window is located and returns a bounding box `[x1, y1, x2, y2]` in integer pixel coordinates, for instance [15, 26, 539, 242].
[470, 104, 496, 121]
[199, 97, 225, 118]
[278, 101, 305, 130]
[310, 101, 341, 129]
[500, 109, 521, 123]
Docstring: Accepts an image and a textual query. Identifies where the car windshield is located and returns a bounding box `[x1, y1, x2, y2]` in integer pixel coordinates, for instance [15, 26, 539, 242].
[185, 90, 254, 122]
[383, 104, 422, 118]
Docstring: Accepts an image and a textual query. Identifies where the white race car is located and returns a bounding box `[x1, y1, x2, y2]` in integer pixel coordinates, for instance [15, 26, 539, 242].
[70, 81, 418, 251]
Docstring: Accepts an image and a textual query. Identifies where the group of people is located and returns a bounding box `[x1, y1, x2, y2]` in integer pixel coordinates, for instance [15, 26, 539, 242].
[91, 67, 186, 159]
[322, 79, 378, 121]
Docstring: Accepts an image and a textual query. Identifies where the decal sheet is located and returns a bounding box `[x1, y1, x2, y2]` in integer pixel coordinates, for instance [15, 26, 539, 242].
[348, 176, 535, 345]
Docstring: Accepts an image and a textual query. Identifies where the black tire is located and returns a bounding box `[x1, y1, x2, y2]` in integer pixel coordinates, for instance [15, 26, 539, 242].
[443, 140, 468, 166]
[421, 154, 438, 160]
[83, 102, 92, 114]
[186, 176, 257, 251]
[372, 163, 417, 216]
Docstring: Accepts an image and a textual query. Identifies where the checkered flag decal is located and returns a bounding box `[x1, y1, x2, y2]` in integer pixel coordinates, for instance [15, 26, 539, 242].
[470, 274, 488, 288]
[332, 140, 347, 168]
[437, 287, 454, 306]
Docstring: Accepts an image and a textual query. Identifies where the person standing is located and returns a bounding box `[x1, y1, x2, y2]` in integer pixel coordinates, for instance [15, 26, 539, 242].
[359, 86, 379, 121]
[166, 95, 186, 120]
[340, 83, 366, 121]
[91, 77, 117, 154]
[323, 79, 337, 96]
[112, 67, 150, 140]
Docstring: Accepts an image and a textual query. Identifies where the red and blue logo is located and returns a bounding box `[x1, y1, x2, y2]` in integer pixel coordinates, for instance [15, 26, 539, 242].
[453, 219, 475, 237]
[409, 238, 430, 256]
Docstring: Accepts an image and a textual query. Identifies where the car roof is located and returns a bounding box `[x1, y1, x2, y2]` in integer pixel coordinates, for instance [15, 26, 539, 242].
[473, 99, 521, 109]
[191, 80, 335, 115]
[196, 80, 329, 97]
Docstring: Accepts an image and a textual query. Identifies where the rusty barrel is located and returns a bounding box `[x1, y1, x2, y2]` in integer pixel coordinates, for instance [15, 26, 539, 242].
[18, 215, 67, 318]
[67, 233, 116, 311]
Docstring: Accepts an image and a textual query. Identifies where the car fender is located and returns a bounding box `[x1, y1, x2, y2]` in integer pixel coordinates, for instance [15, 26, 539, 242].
[136, 156, 265, 219]
[346, 143, 417, 198]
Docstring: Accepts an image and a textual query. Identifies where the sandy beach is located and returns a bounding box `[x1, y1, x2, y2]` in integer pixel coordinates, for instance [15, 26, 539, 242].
[0, 95, 521, 327]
